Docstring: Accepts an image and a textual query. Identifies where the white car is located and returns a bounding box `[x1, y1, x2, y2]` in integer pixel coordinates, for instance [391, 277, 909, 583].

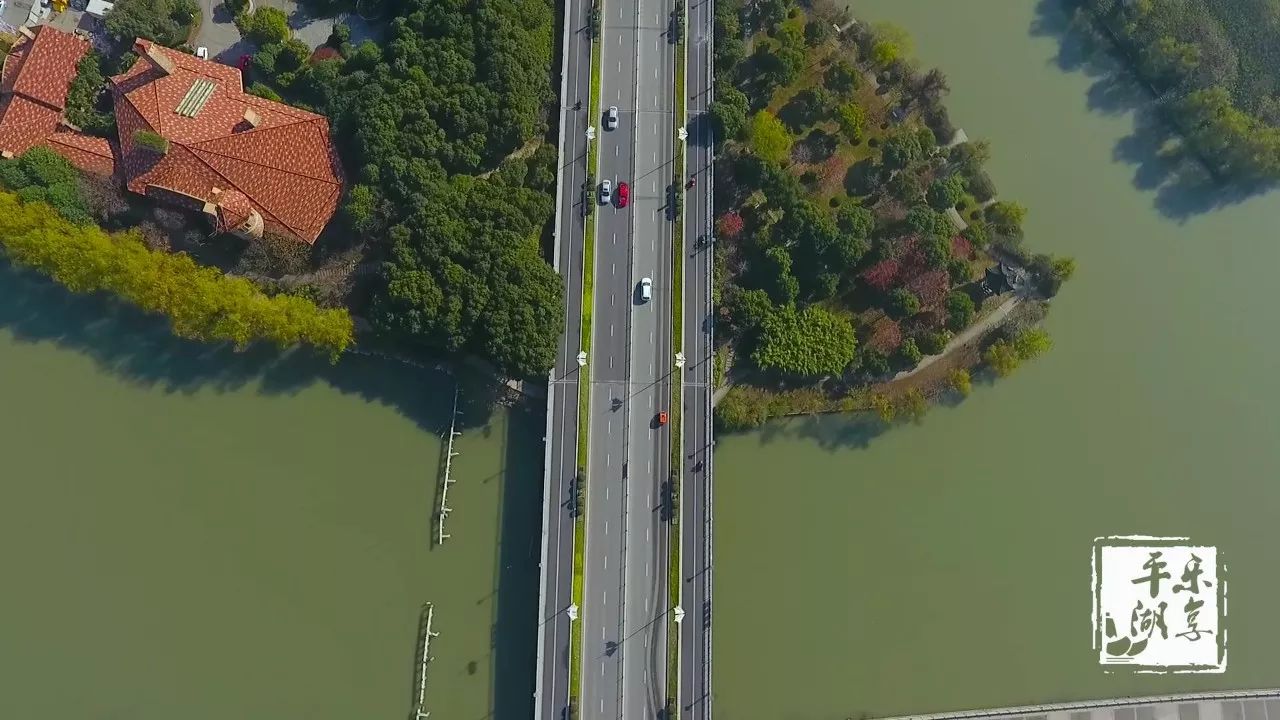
[606, 106, 619, 131]
[639, 277, 652, 302]
[196, 46, 209, 60]
[600, 179, 612, 205]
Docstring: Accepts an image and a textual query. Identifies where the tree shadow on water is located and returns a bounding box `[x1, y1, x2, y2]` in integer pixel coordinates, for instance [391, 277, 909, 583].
[0, 262, 498, 434]
[748, 410, 890, 453]
[1028, 0, 1278, 221]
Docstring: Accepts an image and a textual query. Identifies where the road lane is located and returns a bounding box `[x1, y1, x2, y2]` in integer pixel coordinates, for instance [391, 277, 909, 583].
[534, 0, 595, 712]
[622, 0, 675, 710]
[679, 0, 715, 716]
[579, 0, 640, 715]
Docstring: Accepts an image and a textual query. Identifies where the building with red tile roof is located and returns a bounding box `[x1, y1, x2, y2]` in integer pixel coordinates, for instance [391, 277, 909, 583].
[0, 28, 344, 244]
[0, 25, 115, 176]
[111, 39, 343, 244]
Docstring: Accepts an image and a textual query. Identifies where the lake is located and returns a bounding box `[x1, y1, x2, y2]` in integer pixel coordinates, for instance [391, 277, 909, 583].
[0, 265, 540, 720]
[712, 1, 1280, 717]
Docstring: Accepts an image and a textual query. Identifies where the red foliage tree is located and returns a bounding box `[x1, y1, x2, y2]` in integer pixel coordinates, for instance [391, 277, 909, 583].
[904, 310, 945, 335]
[861, 258, 900, 292]
[717, 211, 745, 238]
[867, 316, 903, 354]
[950, 235, 973, 259]
[906, 270, 950, 308]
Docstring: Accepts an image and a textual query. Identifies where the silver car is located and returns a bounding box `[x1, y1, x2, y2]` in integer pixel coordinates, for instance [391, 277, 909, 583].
[606, 106, 619, 130]
[600, 179, 612, 205]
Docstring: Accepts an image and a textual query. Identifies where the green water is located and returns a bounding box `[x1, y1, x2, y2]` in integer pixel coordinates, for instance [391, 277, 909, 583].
[0, 266, 540, 719]
[713, 1, 1280, 717]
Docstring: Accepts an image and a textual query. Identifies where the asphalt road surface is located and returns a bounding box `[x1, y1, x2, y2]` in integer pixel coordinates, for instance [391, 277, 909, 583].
[679, 0, 715, 715]
[534, 0, 594, 715]
[620, 0, 675, 716]
[579, 0, 677, 711]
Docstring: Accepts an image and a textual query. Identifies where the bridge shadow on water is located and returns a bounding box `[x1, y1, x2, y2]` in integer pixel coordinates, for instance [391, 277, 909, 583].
[1027, 0, 1277, 221]
[0, 262, 543, 720]
[484, 396, 542, 720]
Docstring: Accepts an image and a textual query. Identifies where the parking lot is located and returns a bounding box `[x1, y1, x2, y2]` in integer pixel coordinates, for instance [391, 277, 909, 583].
[192, 0, 378, 63]
[3, 0, 376, 68]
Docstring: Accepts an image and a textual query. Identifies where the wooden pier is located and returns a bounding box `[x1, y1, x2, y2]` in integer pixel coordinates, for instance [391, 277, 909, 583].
[435, 386, 462, 545]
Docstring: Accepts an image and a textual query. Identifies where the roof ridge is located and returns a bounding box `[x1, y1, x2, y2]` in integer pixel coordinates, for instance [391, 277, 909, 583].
[187, 144, 329, 238]
[167, 142, 304, 237]
[187, 120, 341, 186]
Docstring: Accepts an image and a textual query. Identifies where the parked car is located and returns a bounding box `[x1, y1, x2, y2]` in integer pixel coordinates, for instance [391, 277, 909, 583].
[617, 181, 629, 208]
[606, 106, 618, 131]
[196, 46, 209, 60]
[599, 179, 612, 205]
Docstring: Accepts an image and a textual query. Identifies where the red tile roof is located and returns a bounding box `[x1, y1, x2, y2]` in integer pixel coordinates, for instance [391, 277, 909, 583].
[0, 26, 114, 175]
[111, 39, 343, 244]
[1, 25, 87, 108]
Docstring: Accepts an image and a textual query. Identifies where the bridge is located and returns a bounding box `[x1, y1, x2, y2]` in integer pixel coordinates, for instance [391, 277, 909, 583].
[533, 0, 715, 710]
[876, 690, 1280, 720]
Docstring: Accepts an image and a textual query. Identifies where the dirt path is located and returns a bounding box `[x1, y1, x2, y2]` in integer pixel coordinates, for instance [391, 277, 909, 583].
[891, 294, 1020, 382]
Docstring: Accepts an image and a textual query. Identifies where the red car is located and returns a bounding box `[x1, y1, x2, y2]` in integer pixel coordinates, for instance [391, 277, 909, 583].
[238, 54, 252, 71]
[617, 181, 629, 208]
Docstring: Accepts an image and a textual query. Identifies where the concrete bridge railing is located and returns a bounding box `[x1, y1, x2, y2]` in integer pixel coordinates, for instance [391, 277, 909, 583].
[873, 688, 1280, 720]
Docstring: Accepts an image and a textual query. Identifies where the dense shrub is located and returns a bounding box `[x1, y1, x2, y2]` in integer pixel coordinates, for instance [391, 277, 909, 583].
[104, 0, 199, 47]
[65, 52, 115, 138]
[0, 192, 353, 356]
[0, 148, 92, 224]
[753, 305, 857, 376]
[236, 7, 291, 45]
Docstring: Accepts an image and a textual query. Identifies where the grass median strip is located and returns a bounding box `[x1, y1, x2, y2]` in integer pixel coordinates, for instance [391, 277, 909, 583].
[666, 11, 688, 712]
[569, 10, 604, 716]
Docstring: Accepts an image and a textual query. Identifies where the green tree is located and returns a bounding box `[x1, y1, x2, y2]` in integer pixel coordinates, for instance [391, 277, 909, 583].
[896, 388, 928, 423]
[716, 387, 770, 430]
[0, 191, 352, 357]
[760, 245, 799, 305]
[836, 203, 875, 237]
[1013, 327, 1052, 360]
[888, 287, 920, 317]
[948, 368, 972, 396]
[961, 219, 990, 248]
[710, 86, 750, 141]
[836, 101, 867, 143]
[888, 169, 924, 202]
[926, 173, 965, 210]
[945, 290, 975, 330]
[246, 82, 283, 101]
[65, 52, 115, 138]
[236, 6, 292, 45]
[830, 233, 870, 267]
[984, 340, 1021, 377]
[728, 287, 775, 333]
[987, 200, 1027, 234]
[905, 204, 950, 238]
[804, 18, 834, 46]
[746, 111, 793, 165]
[824, 60, 859, 95]
[897, 337, 922, 366]
[104, 0, 199, 46]
[752, 305, 857, 377]
[881, 132, 923, 170]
